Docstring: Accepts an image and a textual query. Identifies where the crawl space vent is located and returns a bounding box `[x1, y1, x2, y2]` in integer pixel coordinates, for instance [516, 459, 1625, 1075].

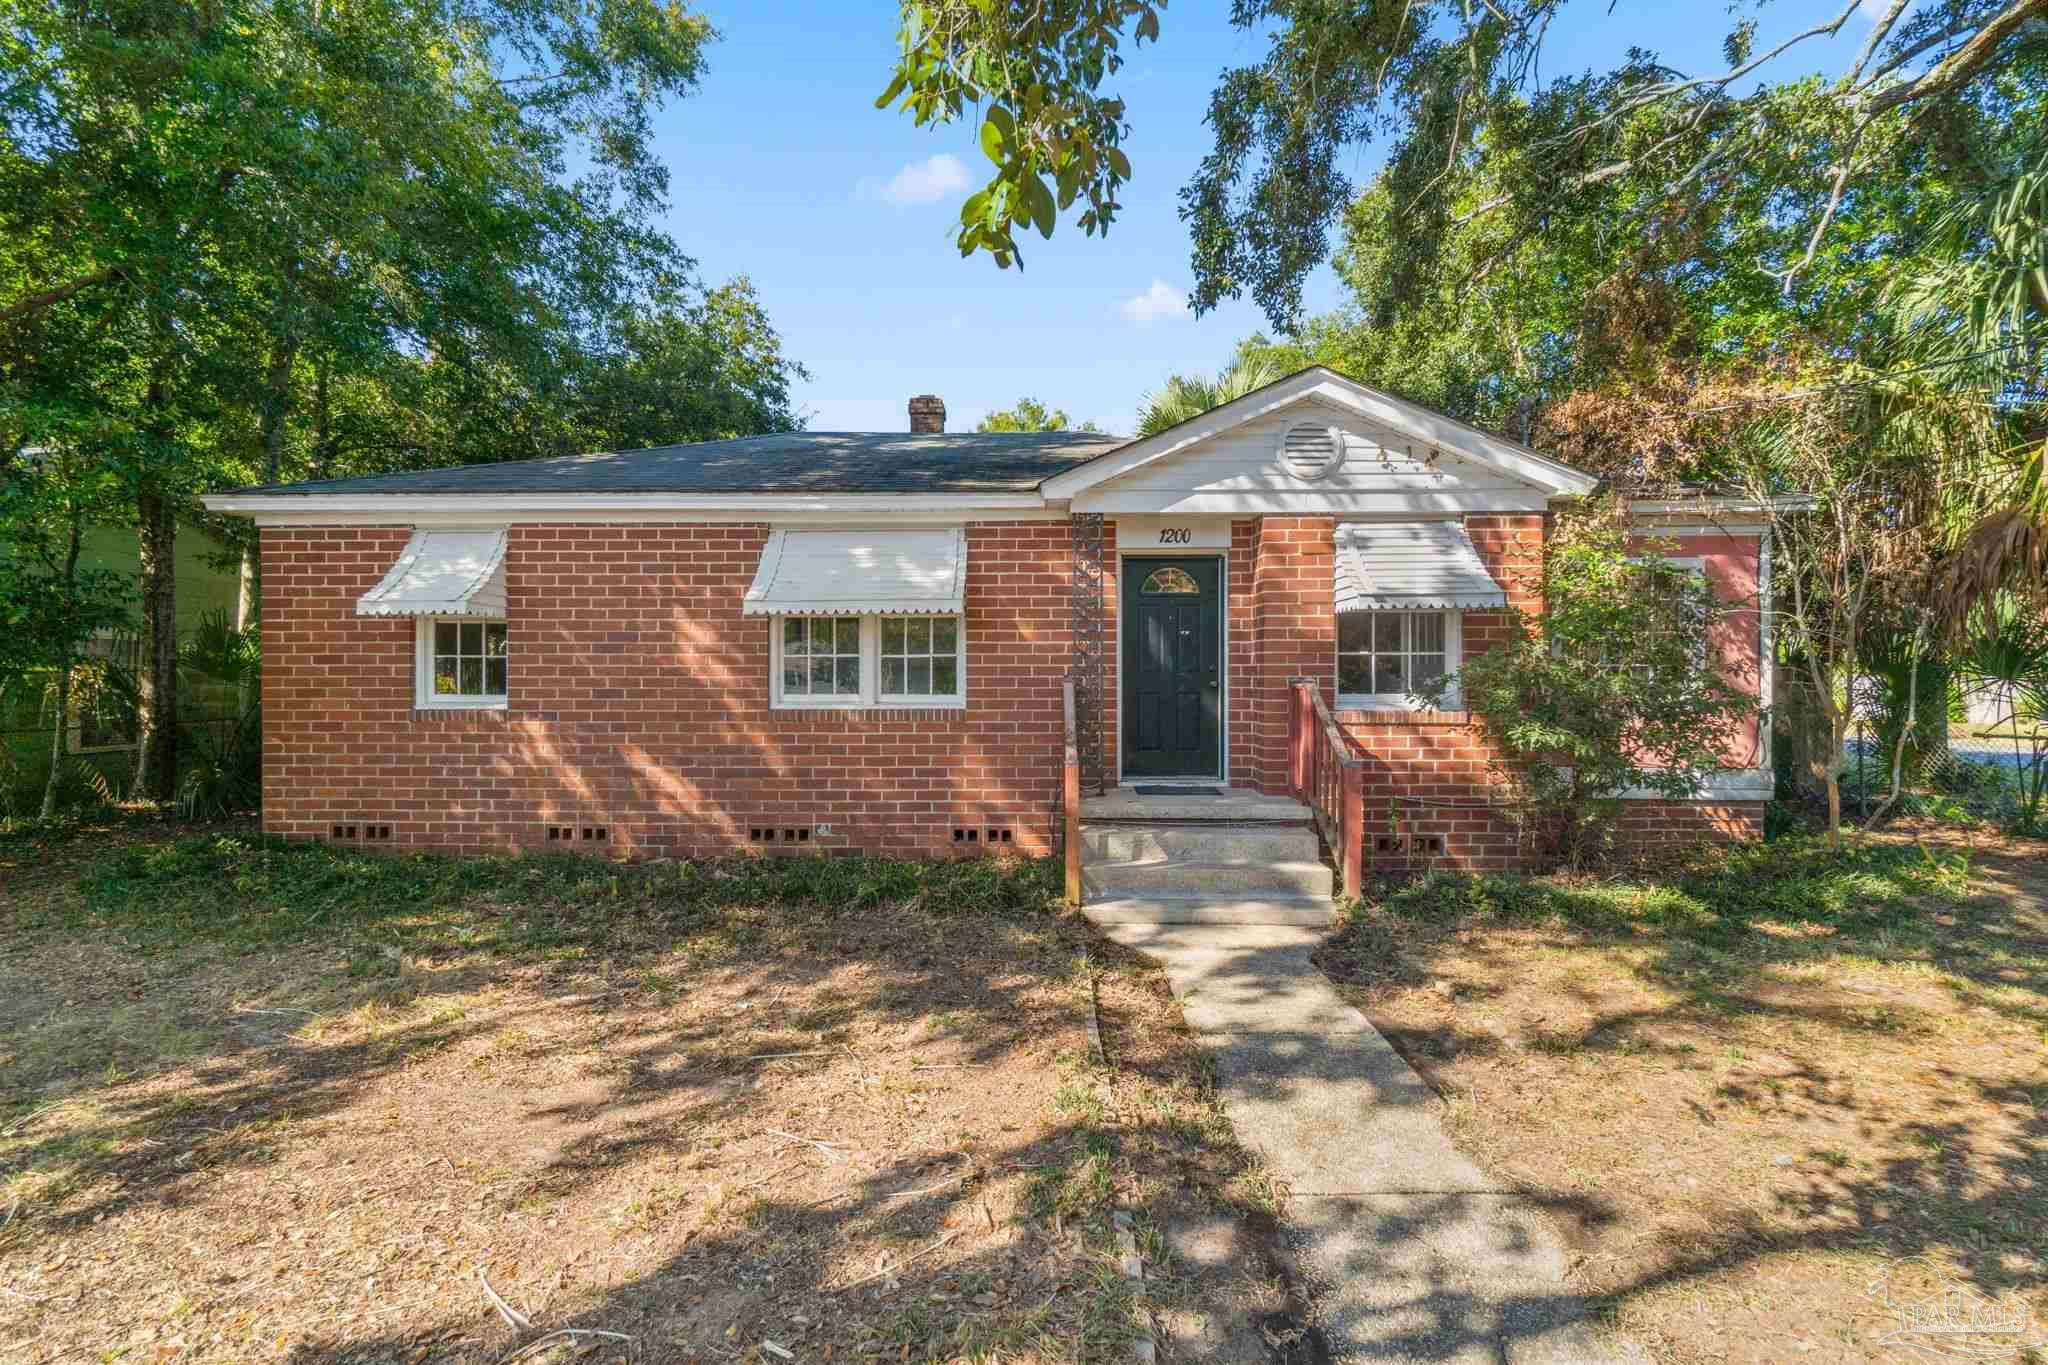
[1279, 423, 1341, 481]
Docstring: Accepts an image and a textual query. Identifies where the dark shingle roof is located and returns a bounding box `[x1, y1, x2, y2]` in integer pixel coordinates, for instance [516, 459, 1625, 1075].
[233, 430, 1130, 496]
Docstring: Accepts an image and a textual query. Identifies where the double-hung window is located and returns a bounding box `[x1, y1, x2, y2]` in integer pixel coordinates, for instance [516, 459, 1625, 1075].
[1619, 556, 1709, 684]
[781, 616, 862, 699]
[772, 614, 966, 708]
[417, 618, 508, 709]
[1338, 610, 1458, 709]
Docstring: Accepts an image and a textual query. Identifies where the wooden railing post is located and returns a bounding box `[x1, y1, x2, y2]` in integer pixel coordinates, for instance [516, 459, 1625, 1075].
[1339, 758, 1365, 902]
[1287, 677, 1312, 798]
[1062, 672, 1083, 906]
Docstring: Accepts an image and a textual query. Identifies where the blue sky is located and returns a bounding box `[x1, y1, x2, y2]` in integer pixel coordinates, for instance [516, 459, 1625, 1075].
[654, 2, 1891, 436]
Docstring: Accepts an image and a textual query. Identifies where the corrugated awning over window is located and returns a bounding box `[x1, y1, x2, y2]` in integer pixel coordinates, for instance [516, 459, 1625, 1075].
[1335, 521, 1508, 613]
[743, 528, 967, 616]
[356, 530, 508, 618]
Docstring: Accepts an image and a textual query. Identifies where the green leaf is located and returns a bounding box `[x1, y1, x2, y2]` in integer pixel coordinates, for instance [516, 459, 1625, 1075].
[874, 70, 908, 109]
[1104, 146, 1131, 180]
[1022, 171, 1056, 238]
[1054, 158, 1080, 208]
[981, 105, 1015, 162]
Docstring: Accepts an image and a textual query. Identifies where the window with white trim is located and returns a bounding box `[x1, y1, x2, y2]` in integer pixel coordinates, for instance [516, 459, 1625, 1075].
[1606, 557, 1709, 683]
[1338, 610, 1459, 709]
[771, 614, 966, 708]
[880, 616, 959, 700]
[416, 618, 508, 708]
[781, 616, 863, 698]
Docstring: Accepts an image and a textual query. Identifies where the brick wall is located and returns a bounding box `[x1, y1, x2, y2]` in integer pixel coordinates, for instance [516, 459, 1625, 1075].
[261, 512, 1766, 868]
[260, 521, 1070, 857]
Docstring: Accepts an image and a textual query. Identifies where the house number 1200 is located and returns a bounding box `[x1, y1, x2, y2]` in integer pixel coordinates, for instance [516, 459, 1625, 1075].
[1156, 527, 1193, 544]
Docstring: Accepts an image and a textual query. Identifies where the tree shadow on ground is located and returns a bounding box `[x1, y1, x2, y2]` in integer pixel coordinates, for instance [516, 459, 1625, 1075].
[1308, 833, 2048, 1357]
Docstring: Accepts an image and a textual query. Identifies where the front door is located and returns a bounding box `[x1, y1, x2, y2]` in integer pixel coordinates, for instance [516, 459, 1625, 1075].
[1121, 556, 1222, 778]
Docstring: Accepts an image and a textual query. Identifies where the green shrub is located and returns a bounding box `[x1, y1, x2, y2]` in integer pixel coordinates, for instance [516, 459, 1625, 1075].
[1416, 512, 1757, 869]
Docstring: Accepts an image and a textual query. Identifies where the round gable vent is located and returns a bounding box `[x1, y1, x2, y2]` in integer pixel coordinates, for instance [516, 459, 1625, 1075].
[1279, 422, 1341, 480]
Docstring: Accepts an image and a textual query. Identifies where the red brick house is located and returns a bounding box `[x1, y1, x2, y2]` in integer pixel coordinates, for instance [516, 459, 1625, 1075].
[206, 367, 1773, 896]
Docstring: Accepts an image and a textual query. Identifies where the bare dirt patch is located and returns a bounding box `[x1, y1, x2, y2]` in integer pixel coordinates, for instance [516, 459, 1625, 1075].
[0, 833, 1286, 1364]
[1317, 829, 2048, 1364]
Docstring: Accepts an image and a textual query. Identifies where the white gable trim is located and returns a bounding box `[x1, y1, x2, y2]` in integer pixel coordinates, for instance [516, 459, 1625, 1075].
[1044, 368, 1598, 505]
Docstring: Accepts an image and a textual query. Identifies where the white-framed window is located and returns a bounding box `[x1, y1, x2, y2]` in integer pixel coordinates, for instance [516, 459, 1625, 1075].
[771, 614, 966, 709]
[1608, 556, 1709, 682]
[780, 615, 863, 700]
[1338, 610, 1460, 709]
[879, 616, 960, 700]
[415, 618, 508, 709]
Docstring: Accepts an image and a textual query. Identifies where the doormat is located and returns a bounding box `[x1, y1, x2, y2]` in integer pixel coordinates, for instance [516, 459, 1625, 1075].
[1132, 785, 1222, 796]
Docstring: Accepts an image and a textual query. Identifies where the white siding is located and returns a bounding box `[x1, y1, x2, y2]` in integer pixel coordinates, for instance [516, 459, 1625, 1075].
[1071, 400, 1550, 515]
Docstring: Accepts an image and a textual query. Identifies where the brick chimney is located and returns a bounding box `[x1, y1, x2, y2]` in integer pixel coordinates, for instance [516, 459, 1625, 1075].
[908, 394, 946, 434]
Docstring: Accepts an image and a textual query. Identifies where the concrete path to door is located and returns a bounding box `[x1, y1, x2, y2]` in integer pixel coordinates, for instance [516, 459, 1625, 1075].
[1096, 921, 1640, 1364]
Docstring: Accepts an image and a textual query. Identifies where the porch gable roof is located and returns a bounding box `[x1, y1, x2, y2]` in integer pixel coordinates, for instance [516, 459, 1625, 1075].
[1040, 366, 1598, 509]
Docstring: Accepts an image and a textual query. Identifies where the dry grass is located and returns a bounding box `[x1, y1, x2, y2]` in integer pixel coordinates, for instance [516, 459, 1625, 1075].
[1319, 825, 2048, 1364]
[0, 824, 1291, 1364]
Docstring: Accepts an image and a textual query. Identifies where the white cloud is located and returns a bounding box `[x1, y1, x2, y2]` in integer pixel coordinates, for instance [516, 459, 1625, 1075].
[1119, 279, 1191, 326]
[862, 153, 972, 206]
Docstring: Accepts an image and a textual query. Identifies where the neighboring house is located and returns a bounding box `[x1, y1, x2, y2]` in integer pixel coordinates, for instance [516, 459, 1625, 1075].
[204, 367, 1774, 872]
[75, 523, 243, 639]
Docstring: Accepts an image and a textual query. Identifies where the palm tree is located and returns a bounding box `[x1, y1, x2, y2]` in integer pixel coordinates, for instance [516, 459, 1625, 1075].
[1134, 355, 1290, 437]
[1888, 136, 2048, 623]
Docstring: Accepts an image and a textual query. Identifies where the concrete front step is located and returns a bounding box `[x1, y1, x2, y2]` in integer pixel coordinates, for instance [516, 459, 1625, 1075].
[1081, 789, 1312, 824]
[1083, 895, 1335, 927]
[1084, 856, 1333, 899]
[1079, 824, 1322, 865]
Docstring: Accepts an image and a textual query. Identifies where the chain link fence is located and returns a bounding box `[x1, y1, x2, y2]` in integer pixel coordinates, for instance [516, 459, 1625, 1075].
[1841, 676, 2046, 831]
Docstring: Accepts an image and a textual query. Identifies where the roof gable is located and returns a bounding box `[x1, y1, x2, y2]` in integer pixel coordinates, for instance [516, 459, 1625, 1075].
[1043, 368, 1596, 510]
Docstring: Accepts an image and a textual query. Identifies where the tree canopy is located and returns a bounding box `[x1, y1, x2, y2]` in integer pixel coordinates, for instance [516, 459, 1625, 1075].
[976, 397, 1097, 432]
[0, 0, 804, 799]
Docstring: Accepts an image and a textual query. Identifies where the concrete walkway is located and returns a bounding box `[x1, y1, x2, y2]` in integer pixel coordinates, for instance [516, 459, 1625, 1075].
[1098, 922, 1638, 1364]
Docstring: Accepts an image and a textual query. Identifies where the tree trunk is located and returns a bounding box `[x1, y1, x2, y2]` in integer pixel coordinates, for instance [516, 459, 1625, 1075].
[40, 514, 83, 819]
[235, 550, 256, 633]
[133, 488, 179, 802]
[311, 353, 334, 480]
[236, 331, 298, 637]
[1863, 648, 1920, 830]
[1777, 657, 1834, 802]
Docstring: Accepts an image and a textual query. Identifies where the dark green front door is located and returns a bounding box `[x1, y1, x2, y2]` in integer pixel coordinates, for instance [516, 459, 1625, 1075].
[1121, 556, 1222, 778]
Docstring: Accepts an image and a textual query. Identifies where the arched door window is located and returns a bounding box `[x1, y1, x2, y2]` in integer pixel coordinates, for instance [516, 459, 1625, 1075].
[1140, 566, 1199, 594]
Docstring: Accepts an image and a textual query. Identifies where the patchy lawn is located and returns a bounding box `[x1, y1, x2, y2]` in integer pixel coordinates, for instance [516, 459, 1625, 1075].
[1318, 827, 2048, 1364]
[0, 826, 1297, 1365]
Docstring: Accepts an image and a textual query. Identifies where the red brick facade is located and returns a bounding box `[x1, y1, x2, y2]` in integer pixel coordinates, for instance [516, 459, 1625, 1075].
[261, 521, 1071, 857]
[260, 512, 1765, 868]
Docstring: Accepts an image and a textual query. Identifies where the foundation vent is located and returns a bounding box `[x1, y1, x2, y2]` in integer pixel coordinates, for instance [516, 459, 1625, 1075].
[749, 826, 812, 845]
[580, 826, 609, 844]
[544, 825, 576, 842]
[953, 827, 1013, 848]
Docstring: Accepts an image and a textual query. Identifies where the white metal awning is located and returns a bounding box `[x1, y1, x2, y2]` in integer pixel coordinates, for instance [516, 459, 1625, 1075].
[743, 528, 967, 616]
[1335, 521, 1508, 612]
[356, 529, 508, 618]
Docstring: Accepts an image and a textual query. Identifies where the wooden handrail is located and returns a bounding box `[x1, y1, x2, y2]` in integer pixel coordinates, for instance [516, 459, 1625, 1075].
[1062, 671, 1082, 906]
[1305, 681, 1357, 768]
[1289, 678, 1365, 903]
